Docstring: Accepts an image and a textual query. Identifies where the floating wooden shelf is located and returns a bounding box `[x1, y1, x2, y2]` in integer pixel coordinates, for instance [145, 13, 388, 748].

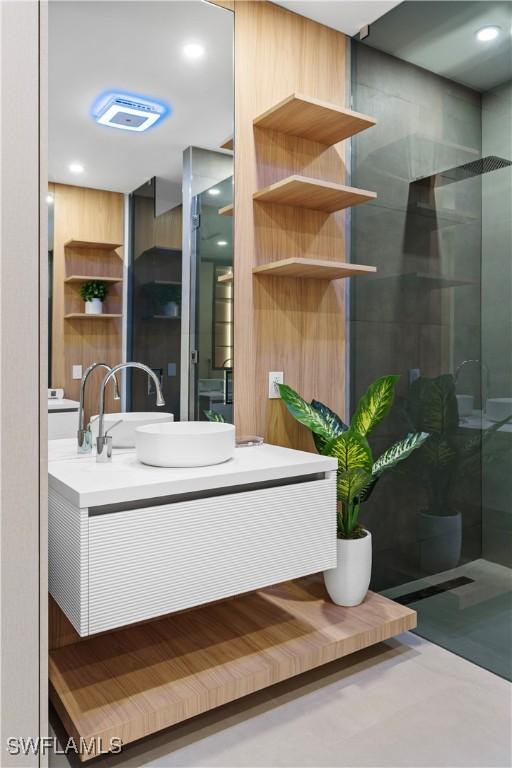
[49, 575, 416, 761]
[64, 275, 122, 284]
[254, 175, 376, 212]
[64, 239, 122, 250]
[254, 93, 376, 145]
[253, 258, 377, 280]
[220, 135, 234, 151]
[217, 271, 234, 284]
[64, 313, 122, 320]
[219, 203, 234, 216]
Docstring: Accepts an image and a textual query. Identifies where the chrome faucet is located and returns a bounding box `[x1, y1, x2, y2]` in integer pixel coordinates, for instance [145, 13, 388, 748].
[454, 359, 490, 412]
[96, 362, 165, 462]
[77, 362, 120, 453]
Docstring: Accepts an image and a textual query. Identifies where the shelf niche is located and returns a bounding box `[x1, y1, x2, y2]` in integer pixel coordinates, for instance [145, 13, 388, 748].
[219, 203, 234, 217]
[253, 258, 376, 280]
[253, 175, 376, 213]
[254, 93, 376, 145]
[64, 239, 122, 252]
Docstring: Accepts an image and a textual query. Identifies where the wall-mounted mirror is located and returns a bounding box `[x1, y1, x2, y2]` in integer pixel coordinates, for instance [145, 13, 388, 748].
[47, 0, 233, 440]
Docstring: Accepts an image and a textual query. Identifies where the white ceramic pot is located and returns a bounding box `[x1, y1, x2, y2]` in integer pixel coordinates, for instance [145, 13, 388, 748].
[323, 530, 372, 607]
[417, 510, 462, 574]
[85, 298, 103, 315]
[163, 301, 179, 318]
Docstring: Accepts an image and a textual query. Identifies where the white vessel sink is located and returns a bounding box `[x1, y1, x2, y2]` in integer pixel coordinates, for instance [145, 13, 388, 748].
[135, 421, 236, 467]
[456, 394, 474, 417]
[91, 412, 173, 448]
[486, 398, 512, 422]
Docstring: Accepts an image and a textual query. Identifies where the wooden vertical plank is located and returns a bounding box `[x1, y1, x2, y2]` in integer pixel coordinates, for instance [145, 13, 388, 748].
[52, 184, 124, 421]
[234, 1, 349, 448]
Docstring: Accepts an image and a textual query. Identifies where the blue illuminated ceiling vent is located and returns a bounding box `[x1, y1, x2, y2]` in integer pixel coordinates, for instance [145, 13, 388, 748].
[92, 91, 171, 132]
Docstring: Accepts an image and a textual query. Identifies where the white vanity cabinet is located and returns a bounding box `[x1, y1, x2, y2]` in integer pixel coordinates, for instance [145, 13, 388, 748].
[49, 442, 337, 636]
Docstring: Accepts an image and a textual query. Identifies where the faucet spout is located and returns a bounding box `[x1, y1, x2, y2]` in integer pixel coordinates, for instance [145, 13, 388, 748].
[77, 362, 120, 453]
[96, 362, 166, 462]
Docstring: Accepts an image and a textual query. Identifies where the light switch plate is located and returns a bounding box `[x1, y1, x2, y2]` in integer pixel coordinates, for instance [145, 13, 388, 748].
[268, 371, 284, 399]
[72, 365, 83, 380]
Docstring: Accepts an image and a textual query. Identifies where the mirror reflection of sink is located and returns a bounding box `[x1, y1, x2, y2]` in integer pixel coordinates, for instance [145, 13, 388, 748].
[91, 412, 173, 448]
[456, 394, 474, 416]
[135, 422, 236, 467]
[486, 398, 512, 422]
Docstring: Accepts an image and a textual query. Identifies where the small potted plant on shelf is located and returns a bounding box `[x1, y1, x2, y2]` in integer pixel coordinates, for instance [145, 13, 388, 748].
[80, 280, 108, 315]
[278, 376, 428, 607]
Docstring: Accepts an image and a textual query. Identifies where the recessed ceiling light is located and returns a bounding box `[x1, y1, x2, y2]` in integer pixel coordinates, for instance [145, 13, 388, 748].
[208, 188, 221, 196]
[217, 240, 228, 246]
[183, 42, 205, 60]
[476, 26, 501, 41]
[91, 90, 170, 132]
[69, 162, 84, 174]
[46, 194, 54, 204]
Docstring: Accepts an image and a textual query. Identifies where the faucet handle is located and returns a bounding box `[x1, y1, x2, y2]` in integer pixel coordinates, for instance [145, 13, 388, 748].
[95, 421, 122, 462]
[105, 419, 123, 437]
[96, 435, 112, 462]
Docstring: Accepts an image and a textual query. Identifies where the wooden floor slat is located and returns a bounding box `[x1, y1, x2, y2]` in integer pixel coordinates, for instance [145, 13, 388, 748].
[50, 576, 416, 760]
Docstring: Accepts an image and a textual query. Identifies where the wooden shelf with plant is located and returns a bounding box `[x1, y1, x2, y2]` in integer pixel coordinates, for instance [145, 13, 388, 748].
[64, 279, 122, 319]
[144, 281, 181, 319]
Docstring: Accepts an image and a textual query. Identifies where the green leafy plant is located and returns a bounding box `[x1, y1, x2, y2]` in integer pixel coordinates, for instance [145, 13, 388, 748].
[204, 409, 225, 422]
[398, 374, 512, 516]
[144, 282, 181, 311]
[279, 376, 429, 539]
[80, 280, 108, 302]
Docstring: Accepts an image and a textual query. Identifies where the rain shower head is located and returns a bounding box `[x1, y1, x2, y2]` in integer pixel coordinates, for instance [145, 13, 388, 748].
[414, 155, 512, 186]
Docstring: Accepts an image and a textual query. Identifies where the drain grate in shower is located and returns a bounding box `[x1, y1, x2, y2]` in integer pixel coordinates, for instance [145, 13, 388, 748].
[394, 576, 475, 605]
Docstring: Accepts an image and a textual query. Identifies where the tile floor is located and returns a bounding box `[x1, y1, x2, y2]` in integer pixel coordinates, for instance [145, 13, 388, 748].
[50, 631, 512, 768]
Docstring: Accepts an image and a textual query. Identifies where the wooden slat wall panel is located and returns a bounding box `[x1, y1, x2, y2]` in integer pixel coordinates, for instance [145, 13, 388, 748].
[52, 184, 124, 421]
[234, 1, 348, 449]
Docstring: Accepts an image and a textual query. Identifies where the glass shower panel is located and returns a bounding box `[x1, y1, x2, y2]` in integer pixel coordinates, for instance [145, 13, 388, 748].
[129, 179, 183, 419]
[192, 175, 233, 421]
[351, 32, 511, 679]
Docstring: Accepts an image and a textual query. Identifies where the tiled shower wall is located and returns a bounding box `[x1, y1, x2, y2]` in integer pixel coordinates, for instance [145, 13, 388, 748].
[350, 42, 483, 589]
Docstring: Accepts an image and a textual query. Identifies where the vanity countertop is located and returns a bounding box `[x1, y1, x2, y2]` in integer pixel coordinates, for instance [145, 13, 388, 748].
[48, 398, 80, 411]
[48, 439, 337, 508]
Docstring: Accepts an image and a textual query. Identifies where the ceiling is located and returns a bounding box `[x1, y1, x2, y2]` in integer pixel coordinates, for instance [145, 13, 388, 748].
[49, 1, 233, 193]
[273, 1, 401, 37]
[360, 1, 512, 92]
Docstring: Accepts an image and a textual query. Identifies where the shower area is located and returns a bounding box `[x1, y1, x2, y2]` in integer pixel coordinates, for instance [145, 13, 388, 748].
[350, 1, 511, 679]
[128, 148, 233, 422]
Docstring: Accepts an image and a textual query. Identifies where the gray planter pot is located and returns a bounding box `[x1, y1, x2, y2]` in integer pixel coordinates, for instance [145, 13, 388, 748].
[417, 509, 462, 574]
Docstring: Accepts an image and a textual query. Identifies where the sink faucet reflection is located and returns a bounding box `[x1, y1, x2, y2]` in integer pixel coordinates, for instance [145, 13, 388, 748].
[454, 359, 490, 413]
[96, 362, 166, 462]
[77, 362, 120, 453]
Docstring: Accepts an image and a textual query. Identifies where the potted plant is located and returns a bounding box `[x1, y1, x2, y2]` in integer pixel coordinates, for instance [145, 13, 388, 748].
[80, 280, 108, 315]
[145, 283, 181, 318]
[398, 374, 511, 574]
[278, 376, 428, 606]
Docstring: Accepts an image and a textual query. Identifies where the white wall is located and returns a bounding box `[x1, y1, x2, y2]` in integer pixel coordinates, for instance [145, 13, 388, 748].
[0, 1, 46, 764]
